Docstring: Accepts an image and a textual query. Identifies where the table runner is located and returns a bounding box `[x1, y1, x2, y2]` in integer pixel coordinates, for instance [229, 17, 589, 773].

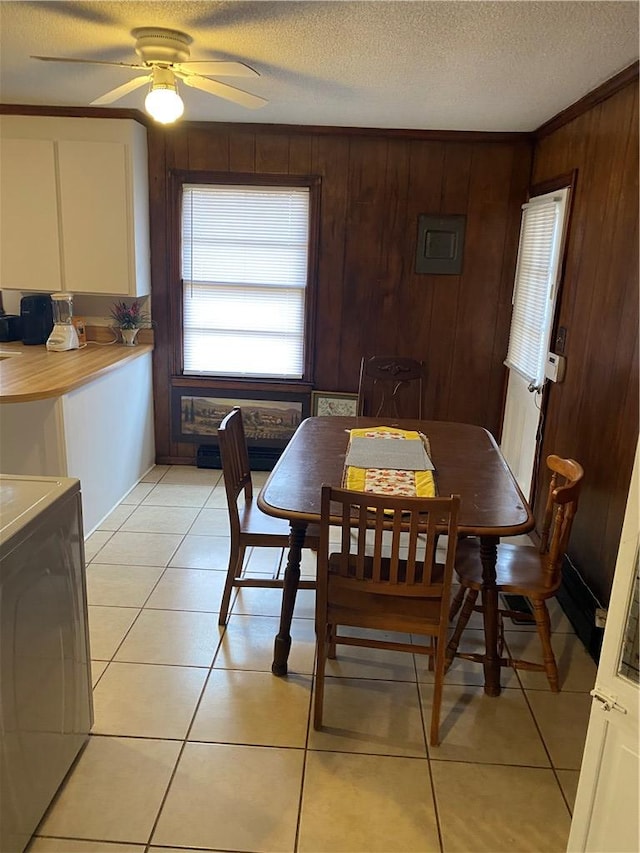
[343, 426, 436, 497]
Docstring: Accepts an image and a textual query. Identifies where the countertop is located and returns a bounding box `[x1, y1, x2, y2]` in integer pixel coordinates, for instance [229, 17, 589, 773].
[0, 340, 154, 403]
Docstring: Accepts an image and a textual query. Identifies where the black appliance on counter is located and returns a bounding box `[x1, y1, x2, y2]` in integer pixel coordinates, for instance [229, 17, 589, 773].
[0, 314, 22, 342]
[20, 294, 54, 345]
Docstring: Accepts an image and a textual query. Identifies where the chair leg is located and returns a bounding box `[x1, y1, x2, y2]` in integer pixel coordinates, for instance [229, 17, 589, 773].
[218, 542, 246, 627]
[445, 588, 479, 670]
[449, 586, 465, 621]
[328, 623, 337, 659]
[313, 625, 329, 729]
[532, 599, 560, 692]
[430, 638, 447, 747]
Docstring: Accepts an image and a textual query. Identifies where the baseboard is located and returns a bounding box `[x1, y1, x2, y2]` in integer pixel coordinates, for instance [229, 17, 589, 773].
[556, 555, 604, 663]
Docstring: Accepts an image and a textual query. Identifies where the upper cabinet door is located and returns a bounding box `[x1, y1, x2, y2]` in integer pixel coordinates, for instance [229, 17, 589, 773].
[0, 116, 150, 297]
[0, 138, 63, 292]
[57, 140, 132, 295]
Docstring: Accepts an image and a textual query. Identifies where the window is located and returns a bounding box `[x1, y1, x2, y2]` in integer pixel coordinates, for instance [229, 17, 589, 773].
[505, 187, 570, 388]
[181, 182, 312, 379]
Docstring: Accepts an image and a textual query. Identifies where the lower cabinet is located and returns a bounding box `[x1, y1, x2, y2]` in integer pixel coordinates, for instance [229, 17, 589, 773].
[0, 352, 155, 534]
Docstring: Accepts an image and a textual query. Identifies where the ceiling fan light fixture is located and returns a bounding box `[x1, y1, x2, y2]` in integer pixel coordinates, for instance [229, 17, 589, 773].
[144, 66, 184, 124]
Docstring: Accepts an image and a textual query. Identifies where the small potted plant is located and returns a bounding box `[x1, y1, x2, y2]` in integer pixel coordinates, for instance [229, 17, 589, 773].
[110, 300, 150, 346]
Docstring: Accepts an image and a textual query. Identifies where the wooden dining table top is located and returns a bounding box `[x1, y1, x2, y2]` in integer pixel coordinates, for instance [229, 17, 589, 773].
[258, 416, 534, 536]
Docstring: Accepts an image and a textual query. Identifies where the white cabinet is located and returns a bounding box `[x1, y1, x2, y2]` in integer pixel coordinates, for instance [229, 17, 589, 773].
[0, 116, 150, 296]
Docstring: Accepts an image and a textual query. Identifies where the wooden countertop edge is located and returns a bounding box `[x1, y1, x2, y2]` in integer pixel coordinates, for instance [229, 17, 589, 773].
[0, 343, 154, 403]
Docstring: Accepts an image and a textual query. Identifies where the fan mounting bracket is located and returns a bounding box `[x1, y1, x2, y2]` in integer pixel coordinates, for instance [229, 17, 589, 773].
[131, 27, 192, 65]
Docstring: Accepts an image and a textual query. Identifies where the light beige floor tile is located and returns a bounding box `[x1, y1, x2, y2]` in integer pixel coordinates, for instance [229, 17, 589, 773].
[84, 530, 113, 562]
[309, 677, 427, 757]
[38, 736, 181, 844]
[215, 614, 316, 674]
[120, 504, 200, 535]
[190, 669, 311, 747]
[168, 533, 230, 570]
[323, 626, 418, 682]
[91, 660, 108, 687]
[145, 568, 227, 612]
[204, 485, 228, 508]
[92, 662, 207, 739]
[114, 609, 221, 667]
[30, 839, 144, 852]
[160, 466, 221, 486]
[141, 483, 213, 507]
[120, 483, 155, 505]
[90, 531, 183, 567]
[526, 690, 591, 769]
[243, 545, 283, 574]
[502, 595, 576, 634]
[188, 507, 230, 536]
[152, 742, 304, 851]
[88, 606, 140, 660]
[139, 464, 170, 483]
[251, 470, 271, 487]
[298, 751, 439, 852]
[421, 683, 549, 765]
[231, 586, 315, 619]
[431, 761, 570, 852]
[556, 769, 580, 812]
[416, 629, 521, 688]
[86, 564, 164, 607]
[505, 630, 597, 692]
[97, 504, 136, 531]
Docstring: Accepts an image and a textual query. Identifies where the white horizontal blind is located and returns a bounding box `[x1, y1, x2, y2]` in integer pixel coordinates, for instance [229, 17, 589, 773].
[505, 188, 569, 388]
[182, 184, 310, 378]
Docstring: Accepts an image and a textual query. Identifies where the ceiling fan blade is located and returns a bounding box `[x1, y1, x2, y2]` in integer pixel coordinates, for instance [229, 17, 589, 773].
[177, 61, 259, 78]
[177, 73, 267, 109]
[90, 75, 151, 106]
[31, 55, 143, 69]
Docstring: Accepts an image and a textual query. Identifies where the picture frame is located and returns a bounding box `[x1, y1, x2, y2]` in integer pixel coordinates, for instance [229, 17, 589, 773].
[311, 391, 359, 417]
[171, 386, 310, 448]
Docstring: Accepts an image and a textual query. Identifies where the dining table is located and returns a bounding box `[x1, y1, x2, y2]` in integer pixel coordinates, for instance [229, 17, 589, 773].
[257, 416, 534, 696]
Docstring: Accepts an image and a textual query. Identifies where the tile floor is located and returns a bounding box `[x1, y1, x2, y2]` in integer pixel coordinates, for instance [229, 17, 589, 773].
[28, 465, 597, 853]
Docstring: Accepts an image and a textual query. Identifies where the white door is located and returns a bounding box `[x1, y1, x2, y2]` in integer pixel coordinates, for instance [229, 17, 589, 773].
[500, 187, 570, 500]
[567, 439, 639, 853]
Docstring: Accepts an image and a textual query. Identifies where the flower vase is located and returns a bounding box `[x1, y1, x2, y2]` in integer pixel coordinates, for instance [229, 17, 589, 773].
[121, 328, 139, 346]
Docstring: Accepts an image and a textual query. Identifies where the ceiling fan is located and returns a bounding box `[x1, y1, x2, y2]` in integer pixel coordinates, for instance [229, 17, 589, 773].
[31, 27, 267, 124]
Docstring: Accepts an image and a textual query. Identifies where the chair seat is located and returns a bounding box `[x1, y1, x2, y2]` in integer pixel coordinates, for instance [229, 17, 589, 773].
[454, 540, 559, 599]
[239, 499, 320, 545]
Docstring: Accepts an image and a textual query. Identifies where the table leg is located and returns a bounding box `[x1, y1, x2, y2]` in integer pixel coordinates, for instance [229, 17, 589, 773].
[272, 522, 307, 676]
[480, 534, 501, 697]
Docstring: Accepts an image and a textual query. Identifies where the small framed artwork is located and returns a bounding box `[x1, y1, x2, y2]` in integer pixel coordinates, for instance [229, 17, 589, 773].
[312, 391, 359, 417]
[172, 387, 310, 448]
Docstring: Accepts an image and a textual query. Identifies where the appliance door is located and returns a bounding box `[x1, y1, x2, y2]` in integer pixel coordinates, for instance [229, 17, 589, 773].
[0, 487, 93, 853]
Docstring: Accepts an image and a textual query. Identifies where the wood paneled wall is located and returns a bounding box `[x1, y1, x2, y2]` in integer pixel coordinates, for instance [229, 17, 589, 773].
[532, 79, 639, 604]
[148, 124, 532, 462]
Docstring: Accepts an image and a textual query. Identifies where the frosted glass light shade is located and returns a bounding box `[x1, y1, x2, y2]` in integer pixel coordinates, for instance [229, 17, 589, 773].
[145, 86, 184, 124]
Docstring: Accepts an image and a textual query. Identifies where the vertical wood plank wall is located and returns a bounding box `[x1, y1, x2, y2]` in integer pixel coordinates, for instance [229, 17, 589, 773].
[148, 125, 531, 462]
[532, 80, 639, 604]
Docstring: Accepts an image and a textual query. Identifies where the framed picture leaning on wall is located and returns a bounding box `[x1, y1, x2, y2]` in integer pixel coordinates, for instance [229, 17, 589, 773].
[311, 391, 359, 417]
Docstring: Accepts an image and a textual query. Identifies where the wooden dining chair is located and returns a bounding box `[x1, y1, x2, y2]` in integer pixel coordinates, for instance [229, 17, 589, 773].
[216, 407, 319, 626]
[446, 454, 584, 690]
[314, 485, 460, 746]
[357, 356, 425, 419]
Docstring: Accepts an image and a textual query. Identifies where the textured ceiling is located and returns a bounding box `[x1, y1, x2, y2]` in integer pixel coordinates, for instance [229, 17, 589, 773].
[0, 1, 638, 132]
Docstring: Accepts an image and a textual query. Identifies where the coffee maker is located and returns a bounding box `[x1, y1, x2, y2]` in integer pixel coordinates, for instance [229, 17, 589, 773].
[46, 293, 80, 351]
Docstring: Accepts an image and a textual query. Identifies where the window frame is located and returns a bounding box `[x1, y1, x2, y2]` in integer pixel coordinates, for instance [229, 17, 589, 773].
[169, 170, 320, 384]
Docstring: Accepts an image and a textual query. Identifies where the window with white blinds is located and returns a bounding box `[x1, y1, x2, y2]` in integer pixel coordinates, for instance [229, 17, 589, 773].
[505, 188, 570, 388]
[181, 183, 310, 378]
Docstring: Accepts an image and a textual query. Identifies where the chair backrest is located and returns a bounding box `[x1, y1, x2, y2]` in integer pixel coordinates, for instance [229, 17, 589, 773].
[540, 454, 584, 586]
[357, 356, 424, 418]
[317, 485, 460, 634]
[217, 407, 252, 529]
